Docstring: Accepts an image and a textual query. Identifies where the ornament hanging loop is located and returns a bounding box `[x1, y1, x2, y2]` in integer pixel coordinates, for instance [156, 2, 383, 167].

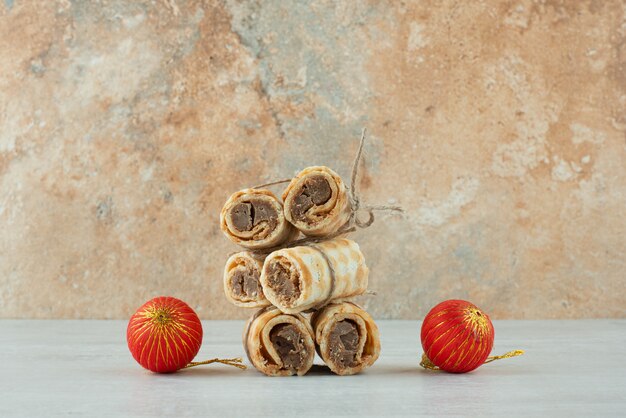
[484, 350, 525, 364]
[183, 357, 247, 370]
[419, 353, 438, 371]
[420, 350, 524, 371]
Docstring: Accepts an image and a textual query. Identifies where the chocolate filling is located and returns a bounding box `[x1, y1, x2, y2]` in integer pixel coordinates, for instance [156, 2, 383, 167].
[328, 320, 360, 369]
[231, 199, 278, 232]
[291, 175, 332, 221]
[266, 260, 300, 303]
[230, 269, 261, 300]
[270, 324, 308, 370]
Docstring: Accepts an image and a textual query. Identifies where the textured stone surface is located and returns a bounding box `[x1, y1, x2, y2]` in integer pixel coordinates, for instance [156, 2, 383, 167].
[1, 0, 624, 319]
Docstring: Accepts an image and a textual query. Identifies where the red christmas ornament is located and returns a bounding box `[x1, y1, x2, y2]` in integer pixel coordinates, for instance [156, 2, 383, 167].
[127, 296, 203, 373]
[420, 299, 524, 373]
[420, 299, 495, 373]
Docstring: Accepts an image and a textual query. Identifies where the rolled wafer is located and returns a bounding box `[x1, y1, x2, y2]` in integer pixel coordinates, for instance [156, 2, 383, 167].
[243, 307, 315, 376]
[223, 252, 271, 308]
[311, 301, 380, 375]
[282, 166, 351, 237]
[260, 238, 368, 314]
[220, 188, 298, 250]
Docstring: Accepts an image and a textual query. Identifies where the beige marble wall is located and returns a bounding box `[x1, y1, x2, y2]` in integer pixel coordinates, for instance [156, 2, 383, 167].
[1, 0, 624, 319]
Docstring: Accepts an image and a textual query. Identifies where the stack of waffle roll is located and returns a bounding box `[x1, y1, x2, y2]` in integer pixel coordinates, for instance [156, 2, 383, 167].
[221, 166, 381, 376]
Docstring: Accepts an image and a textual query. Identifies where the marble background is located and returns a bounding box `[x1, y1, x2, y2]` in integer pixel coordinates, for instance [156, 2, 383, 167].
[1, 0, 625, 319]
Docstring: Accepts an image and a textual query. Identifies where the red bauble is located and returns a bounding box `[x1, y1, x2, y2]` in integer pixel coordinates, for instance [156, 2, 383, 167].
[421, 299, 495, 373]
[127, 296, 203, 373]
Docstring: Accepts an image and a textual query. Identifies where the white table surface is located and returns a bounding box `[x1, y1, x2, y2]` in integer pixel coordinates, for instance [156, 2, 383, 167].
[1, 320, 625, 417]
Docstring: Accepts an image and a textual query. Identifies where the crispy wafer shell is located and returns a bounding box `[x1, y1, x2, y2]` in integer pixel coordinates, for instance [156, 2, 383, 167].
[223, 252, 271, 308]
[311, 301, 381, 375]
[243, 308, 315, 376]
[220, 188, 298, 250]
[260, 238, 368, 314]
[282, 166, 351, 237]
